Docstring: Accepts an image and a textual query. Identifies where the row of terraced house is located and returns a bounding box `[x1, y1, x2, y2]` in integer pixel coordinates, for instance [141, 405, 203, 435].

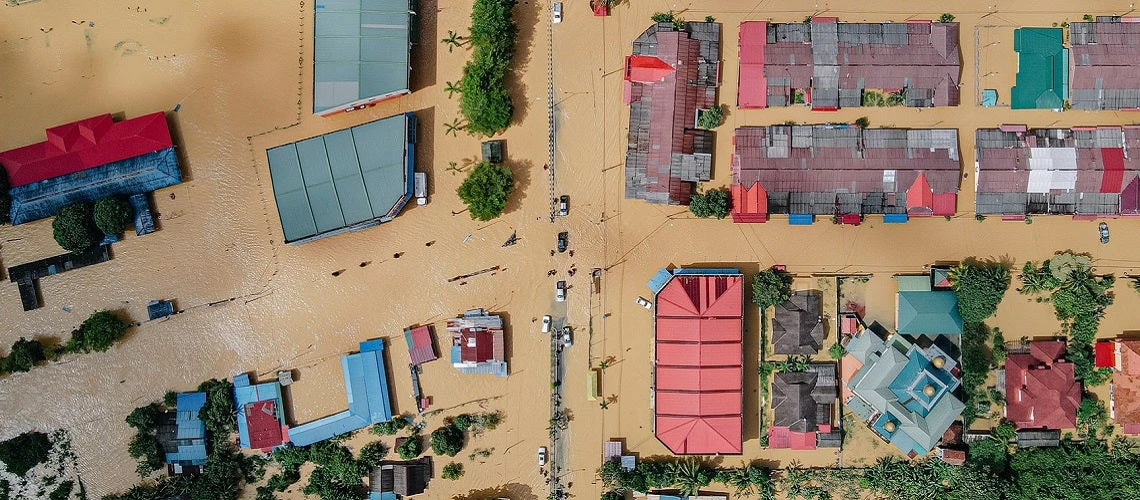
[624, 17, 1140, 222]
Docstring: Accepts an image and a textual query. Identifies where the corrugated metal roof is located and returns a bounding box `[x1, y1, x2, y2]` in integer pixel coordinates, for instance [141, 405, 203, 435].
[288, 339, 394, 446]
[313, 0, 411, 114]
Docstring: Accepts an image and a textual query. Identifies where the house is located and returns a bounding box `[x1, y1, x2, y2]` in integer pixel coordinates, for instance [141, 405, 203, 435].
[654, 269, 744, 455]
[7, 245, 111, 311]
[730, 125, 959, 223]
[313, 0, 413, 115]
[267, 112, 416, 244]
[368, 457, 432, 499]
[1011, 28, 1068, 109]
[937, 447, 966, 465]
[1070, 18, 1140, 110]
[448, 309, 507, 377]
[156, 392, 208, 475]
[1005, 340, 1081, 430]
[287, 339, 395, 446]
[1016, 428, 1061, 447]
[974, 125, 1140, 218]
[768, 362, 838, 450]
[624, 21, 720, 205]
[895, 274, 963, 336]
[404, 325, 437, 366]
[737, 19, 961, 109]
[1112, 339, 1140, 434]
[233, 374, 288, 451]
[844, 329, 964, 456]
[0, 113, 181, 225]
[772, 292, 825, 355]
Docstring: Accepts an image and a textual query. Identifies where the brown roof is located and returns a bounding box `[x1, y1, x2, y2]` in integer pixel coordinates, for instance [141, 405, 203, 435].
[1114, 340, 1140, 431]
[772, 291, 825, 354]
[1005, 340, 1081, 430]
[771, 363, 837, 433]
[625, 22, 720, 205]
[1070, 20, 1140, 110]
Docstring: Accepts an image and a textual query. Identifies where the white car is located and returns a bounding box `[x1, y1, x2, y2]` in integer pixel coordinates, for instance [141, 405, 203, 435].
[541, 315, 552, 333]
[552, 2, 563, 24]
[562, 326, 572, 347]
[538, 446, 548, 466]
[636, 297, 652, 309]
[556, 281, 566, 302]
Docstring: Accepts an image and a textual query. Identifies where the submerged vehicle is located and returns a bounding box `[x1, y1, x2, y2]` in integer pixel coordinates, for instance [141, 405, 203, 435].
[1100, 222, 1110, 244]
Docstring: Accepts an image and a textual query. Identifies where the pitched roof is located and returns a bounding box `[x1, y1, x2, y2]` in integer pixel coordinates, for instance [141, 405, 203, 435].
[731, 125, 960, 219]
[625, 23, 720, 205]
[1011, 28, 1068, 109]
[161, 392, 208, 467]
[742, 20, 961, 109]
[447, 310, 507, 376]
[772, 292, 825, 354]
[233, 375, 287, 450]
[896, 291, 964, 335]
[1069, 20, 1140, 110]
[654, 271, 744, 454]
[0, 113, 174, 187]
[1114, 340, 1140, 432]
[404, 325, 437, 365]
[1005, 340, 1081, 430]
[288, 339, 394, 446]
[246, 400, 285, 450]
[771, 363, 837, 436]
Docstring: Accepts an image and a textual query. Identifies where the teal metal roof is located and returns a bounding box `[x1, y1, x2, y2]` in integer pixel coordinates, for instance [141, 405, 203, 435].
[896, 275, 932, 292]
[268, 113, 414, 244]
[314, 0, 412, 114]
[1011, 28, 1068, 109]
[896, 291, 963, 335]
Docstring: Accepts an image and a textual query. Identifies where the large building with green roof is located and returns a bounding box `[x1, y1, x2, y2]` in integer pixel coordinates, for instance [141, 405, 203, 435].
[895, 274, 963, 335]
[1011, 27, 1068, 109]
[314, 0, 413, 116]
[267, 112, 416, 244]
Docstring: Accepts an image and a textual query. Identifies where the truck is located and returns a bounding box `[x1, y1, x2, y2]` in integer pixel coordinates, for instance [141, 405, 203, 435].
[414, 172, 427, 205]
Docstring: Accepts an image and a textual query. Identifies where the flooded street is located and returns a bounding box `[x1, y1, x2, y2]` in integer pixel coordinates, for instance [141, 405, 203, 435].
[0, 0, 1140, 498]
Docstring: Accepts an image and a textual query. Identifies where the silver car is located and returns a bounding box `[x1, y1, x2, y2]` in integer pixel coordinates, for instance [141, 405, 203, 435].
[556, 280, 566, 302]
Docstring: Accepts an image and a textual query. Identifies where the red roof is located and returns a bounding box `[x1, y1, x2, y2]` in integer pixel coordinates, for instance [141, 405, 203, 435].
[1005, 340, 1081, 430]
[738, 22, 768, 109]
[0, 112, 173, 187]
[906, 172, 934, 214]
[1117, 341, 1140, 431]
[932, 193, 958, 216]
[1096, 341, 1117, 368]
[460, 330, 496, 363]
[407, 325, 437, 365]
[730, 181, 768, 222]
[654, 272, 743, 455]
[625, 55, 676, 83]
[245, 400, 284, 451]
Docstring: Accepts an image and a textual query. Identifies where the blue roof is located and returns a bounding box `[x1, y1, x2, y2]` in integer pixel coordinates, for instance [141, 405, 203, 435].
[789, 213, 814, 225]
[896, 291, 964, 335]
[370, 492, 398, 500]
[647, 268, 673, 294]
[887, 350, 956, 417]
[287, 339, 393, 446]
[10, 147, 181, 225]
[165, 392, 208, 466]
[883, 213, 909, 223]
[232, 377, 285, 449]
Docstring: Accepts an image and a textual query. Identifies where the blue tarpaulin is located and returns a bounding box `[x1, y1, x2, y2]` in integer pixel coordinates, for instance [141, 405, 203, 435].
[883, 213, 909, 223]
[788, 213, 814, 225]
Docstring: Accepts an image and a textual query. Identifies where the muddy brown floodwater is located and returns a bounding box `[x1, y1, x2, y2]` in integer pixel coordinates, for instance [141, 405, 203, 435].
[2, 0, 1140, 498]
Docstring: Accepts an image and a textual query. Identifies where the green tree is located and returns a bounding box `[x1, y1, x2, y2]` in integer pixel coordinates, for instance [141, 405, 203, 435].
[126, 403, 162, 432]
[127, 433, 164, 477]
[431, 424, 466, 456]
[357, 441, 387, 469]
[601, 492, 623, 500]
[752, 269, 793, 310]
[938, 13, 956, 23]
[459, 0, 518, 136]
[456, 161, 513, 221]
[163, 390, 179, 408]
[1007, 440, 1140, 499]
[651, 11, 677, 24]
[94, 196, 132, 236]
[854, 116, 870, 129]
[52, 203, 100, 252]
[669, 458, 713, 497]
[475, 411, 501, 430]
[371, 416, 410, 435]
[688, 188, 730, 219]
[0, 431, 52, 476]
[696, 105, 725, 130]
[827, 343, 845, 360]
[5, 337, 45, 372]
[196, 378, 237, 450]
[950, 261, 1012, 323]
[396, 435, 422, 460]
[452, 413, 473, 431]
[715, 465, 774, 498]
[442, 462, 465, 480]
[67, 310, 129, 353]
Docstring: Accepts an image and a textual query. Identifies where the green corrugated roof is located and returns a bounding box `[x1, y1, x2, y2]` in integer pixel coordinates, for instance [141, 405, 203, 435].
[896, 291, 963, 335]
[314, 0, 412, 114]
[267, 113, 411, 243]
[1011, 28, 1068, 110]
[896, 275, 932, 292]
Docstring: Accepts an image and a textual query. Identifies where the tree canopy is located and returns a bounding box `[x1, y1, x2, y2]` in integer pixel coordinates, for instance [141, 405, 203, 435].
[430, 424, 466, 457]
[52, 203, 101, 252]
[67, 310, 129, 353]
[442, 462, 465, 480]
[396, 435, 422, 460]
[950, 261, 1011, 323]
[4, 337, 46, 373]
[752, 269, 793, 311]
[0, 431, 52, 476]
[689, 188, 730, 219]
[696, 105, 725, 130]
[459, 0, 517, 136]
[94, 197, 133, 236]
[456, 161, 513, 221]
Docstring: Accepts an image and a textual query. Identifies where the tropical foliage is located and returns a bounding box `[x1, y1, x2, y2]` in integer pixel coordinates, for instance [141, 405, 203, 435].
[371, 415, 410, 435]
[456, 161, 513, 221]
[94, 196, 132, 236]
[960, 322, 994, 425]
[0, 431, 52, 476]
[949, 260, 1012, 323]
[459, 0, 517, 136]
[752, 269, 793, 310]
[442, 462, 465, 480]
[52, 202, 101, 252]
[430, 424, 466, 457]
[67, 310, 129, 353]
[396, 435, 422, 460]
[696, 105, 725, 130]
[688, 188, 730, 219]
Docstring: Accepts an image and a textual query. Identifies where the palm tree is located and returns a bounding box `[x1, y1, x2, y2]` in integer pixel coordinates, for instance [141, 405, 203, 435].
[669, 458, 711, 497]
[599, 401, 609, 410]
[444, 81, 461, 99]
[444, 118, 465, 136]
[441, 30, 465, 52]
[599, 359, 610, 370]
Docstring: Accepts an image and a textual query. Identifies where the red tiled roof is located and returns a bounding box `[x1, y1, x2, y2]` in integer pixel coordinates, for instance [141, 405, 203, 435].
[0, 113, 173, 187]
[655, 273, 743, 454]
[245, 400, 284, 451]
[1005, 340, 1081, 430]
[1115, 340, 1140, 431]
[767, 426, 817, 450]
[1096, 340, 1116, 368]
[625, 55, 675, 83]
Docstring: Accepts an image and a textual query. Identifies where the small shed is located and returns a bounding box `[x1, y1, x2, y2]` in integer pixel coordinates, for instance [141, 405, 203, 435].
[1016, 429, 1061, 448]
[481, 140, 504, 163]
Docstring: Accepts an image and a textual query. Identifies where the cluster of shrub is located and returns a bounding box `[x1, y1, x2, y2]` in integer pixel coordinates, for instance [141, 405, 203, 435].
[459, 0, 518, 136]
[52, 197, 133, 253]
[0, 310, 128, 376]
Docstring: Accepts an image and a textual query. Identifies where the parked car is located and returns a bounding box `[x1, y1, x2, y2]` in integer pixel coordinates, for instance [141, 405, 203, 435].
[635, 297, 652, 309]
[559, 195, 569, 216]
[555, 280, 566, 302]
[562, 326, 572, 347]
[538, 446, 547, 466]
[414, 172, 427, 205]
[552, 2, 563, 23]
[1100, 222, 1110, 244]
[541, 315, 552, 333]
[557, 231, 568, 253]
